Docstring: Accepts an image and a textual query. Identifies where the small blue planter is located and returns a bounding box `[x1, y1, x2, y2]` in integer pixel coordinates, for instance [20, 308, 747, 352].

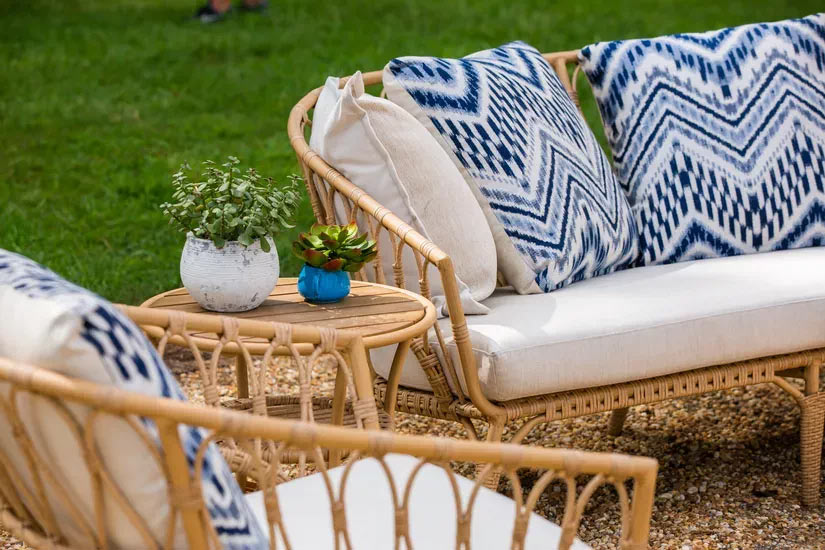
[297, 264, 351, 303]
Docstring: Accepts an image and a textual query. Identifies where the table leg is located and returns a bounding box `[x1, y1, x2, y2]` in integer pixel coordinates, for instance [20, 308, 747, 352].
[366, 352, 378, 383]
[235, 353, 251, 485]
[235, 354, 249, 399]
[348, 338, 380, 430]
[331, 364, 348, 427]
[384, 339, 411, 422]
[329, 363, 349, 467]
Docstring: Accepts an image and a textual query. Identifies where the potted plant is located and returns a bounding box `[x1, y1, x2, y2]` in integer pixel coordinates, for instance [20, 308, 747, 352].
[161, 157, 301, 312]
[292, 224, 377, 303]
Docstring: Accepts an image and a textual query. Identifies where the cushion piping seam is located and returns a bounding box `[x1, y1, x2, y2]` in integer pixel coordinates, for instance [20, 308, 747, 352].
[445, 294, 825, 358]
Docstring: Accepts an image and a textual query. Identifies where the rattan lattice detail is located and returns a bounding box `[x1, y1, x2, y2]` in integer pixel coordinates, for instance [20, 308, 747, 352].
[0, 356, 659, 550]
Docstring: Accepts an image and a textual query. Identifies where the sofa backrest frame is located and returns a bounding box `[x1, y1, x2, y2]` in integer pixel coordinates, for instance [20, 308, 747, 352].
[286, 50, 586, 421]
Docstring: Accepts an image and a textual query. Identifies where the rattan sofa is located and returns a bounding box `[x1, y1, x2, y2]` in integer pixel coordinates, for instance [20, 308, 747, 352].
[287, 50, 825, 506]
[0, 353, 658, 550]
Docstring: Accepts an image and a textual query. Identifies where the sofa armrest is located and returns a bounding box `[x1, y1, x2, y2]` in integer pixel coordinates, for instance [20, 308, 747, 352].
[288, 85, 452, 292]
[287, 78, 506, 419]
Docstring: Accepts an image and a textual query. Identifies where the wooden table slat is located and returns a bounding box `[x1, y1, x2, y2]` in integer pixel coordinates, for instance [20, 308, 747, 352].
[150, 282, 398, 309]
[141, 278, 433, 347]
[288, 308, 423, 328]
[191, 319, 414, 340]
[149, 291, 415, 315]
[149, 293, 206, 307]
[237, 296, 419, 320]
[351, 321, 415, 337]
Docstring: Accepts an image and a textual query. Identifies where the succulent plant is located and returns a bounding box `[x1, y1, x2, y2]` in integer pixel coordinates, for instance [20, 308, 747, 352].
[292, 224, 377, 272]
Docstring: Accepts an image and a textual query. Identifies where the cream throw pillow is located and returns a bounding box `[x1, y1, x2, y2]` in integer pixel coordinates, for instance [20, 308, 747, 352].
[309, 72, 497, 316]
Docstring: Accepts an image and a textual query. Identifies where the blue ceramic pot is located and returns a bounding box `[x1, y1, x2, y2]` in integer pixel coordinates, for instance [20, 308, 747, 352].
[297, 264, 351, 303]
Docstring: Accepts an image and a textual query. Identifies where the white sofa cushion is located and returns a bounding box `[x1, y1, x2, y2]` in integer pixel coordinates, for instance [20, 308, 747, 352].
[310, 72, 498, 317]
[372, 247, 825, 402]
[245, 453, 591, 550]
[0, 250, 266, 550]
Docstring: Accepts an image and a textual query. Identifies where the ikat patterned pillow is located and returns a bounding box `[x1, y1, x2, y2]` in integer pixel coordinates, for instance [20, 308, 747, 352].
[384, 41, 639, 294]
[0, 249, 267, 550]
[579, 13, 825, 265]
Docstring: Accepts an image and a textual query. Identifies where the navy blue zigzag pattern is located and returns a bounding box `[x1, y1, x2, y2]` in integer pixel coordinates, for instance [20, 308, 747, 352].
[580, 13, 825, 264]
[388, 41, 638, 291]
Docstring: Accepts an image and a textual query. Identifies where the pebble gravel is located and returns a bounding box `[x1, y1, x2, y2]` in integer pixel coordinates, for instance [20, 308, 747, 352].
[393, 382, 825, 549]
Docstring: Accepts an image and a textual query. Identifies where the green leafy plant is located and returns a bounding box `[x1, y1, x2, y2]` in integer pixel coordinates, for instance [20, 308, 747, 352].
[292, 224, 378, 272]
[160, 157, 301, 251]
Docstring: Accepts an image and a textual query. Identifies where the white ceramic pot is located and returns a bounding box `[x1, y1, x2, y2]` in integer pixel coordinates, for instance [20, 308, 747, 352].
[180, 234, 279, 312]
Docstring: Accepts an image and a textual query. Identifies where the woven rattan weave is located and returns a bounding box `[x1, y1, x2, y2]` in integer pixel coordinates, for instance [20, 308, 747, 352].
[0, 340, 657, 549]
[287, 50, 825, 506]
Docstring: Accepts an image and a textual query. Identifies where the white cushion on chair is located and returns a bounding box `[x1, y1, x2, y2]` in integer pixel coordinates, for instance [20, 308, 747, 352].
[309, 72, 498, 318]
[245, 453, 591, 550]
[0, 250, 266, 550]
[372, 247, 825, 402]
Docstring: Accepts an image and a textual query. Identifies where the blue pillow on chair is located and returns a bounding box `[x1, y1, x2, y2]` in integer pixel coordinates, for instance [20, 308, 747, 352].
[0, 249, 267, 550]
[383, 41, 639, 294]
[579, 13, 825, 264]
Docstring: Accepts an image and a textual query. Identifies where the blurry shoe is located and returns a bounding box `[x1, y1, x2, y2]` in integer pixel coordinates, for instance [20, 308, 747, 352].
[194, 3, 230, 23]
[239, 0, 268, 13]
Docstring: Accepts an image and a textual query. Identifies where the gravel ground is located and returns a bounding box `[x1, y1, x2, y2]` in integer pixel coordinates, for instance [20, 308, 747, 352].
[0, 538, 26, 550]
[2, 348, 823, 549]
[393, 384, 825, 550]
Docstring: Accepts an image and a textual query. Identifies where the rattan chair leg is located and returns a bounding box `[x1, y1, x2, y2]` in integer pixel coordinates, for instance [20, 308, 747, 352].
[799, 393, 825, 506]
[329, 365, 349, 467]
[607, 408, 629, 436]
[480, 420, 505, 490]
[804, 362, 820, 395]
[458, 417, 480, 441]
[235, 355, 250, 399]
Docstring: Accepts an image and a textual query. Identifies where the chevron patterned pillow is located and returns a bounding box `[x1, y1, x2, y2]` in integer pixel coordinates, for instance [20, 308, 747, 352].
[580, 13, 825, 265]
[383, 41, 639, 294]
[0, 249, 267, 550]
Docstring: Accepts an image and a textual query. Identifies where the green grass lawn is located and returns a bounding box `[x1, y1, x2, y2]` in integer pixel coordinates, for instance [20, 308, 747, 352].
[1, 0, 820, 304]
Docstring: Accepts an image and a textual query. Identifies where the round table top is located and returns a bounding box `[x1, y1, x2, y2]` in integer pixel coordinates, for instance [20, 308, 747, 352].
[141, 278, 436, 352]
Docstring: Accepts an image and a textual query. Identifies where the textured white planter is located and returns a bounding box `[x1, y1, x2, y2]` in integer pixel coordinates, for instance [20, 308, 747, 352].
[180, 234, 279, 312]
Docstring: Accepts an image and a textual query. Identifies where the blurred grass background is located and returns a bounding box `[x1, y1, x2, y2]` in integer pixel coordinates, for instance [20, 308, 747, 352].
[1, 0, 820, 303]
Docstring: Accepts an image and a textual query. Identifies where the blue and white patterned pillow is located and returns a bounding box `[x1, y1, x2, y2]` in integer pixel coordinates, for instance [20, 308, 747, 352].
[0, 249, 266, 550]
[383, 41, 639, 293]
[579, 14, 825, 264]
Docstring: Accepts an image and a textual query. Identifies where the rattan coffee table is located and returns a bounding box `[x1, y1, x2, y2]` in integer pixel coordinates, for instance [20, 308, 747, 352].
[142, 278, 437, 402]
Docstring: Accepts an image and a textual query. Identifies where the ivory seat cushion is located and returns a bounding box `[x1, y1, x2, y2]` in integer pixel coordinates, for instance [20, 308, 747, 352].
[372, 247, 825, 402]
[244, 453, 591, 550]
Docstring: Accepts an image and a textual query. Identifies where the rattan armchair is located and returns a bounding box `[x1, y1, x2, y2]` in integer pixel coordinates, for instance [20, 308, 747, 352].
[0, 355, 657, 550]
[287, 51, 825, 505]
